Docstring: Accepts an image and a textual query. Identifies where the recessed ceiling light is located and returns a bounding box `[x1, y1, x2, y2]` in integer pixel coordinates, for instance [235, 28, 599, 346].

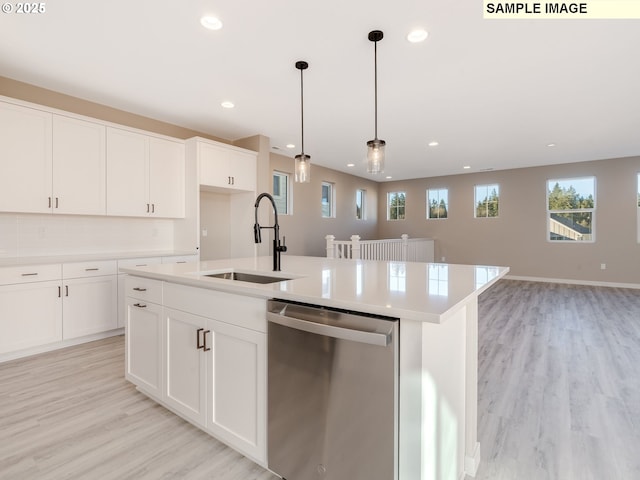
[547, 143, 556, 147]
[407, 29, 429, 43]
[347, 163, 355, 167]
[463, 165, 471, 169]
[201, 16, 223, 30]
[428, 141, 439, 147]
[386, 176, 393, 179]
[286, 144, 295, 149]
[221, 101, 234, 109]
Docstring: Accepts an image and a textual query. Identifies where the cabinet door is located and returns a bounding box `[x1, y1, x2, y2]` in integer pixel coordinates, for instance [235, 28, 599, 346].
[206, 318, 266, 463]
[164, 308, 207, 426]
[227, 150, 257, 192]
[198, 142, 230, 189]
[52, 115, 106, 215]
[0, 280, 62, 354]
[149, 137, 185, 218]
[106, 127, 149, 216]
[125, 298, 162, 398]
[63, 275, 118, 339]
[0, 102, 52, 213]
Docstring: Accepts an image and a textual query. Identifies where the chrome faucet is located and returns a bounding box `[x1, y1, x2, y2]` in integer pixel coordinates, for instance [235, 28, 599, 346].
[254, 192, 287, 271]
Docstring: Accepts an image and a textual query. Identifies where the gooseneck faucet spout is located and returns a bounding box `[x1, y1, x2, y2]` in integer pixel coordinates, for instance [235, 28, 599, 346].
[254, 193, 287, 271]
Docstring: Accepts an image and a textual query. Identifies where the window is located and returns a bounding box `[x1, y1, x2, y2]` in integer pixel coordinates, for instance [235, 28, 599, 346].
[547, 177, 595, 242]
[356, 189, 366, 220]
[387, 192, 406, 220]
[475, 184, 499, 218]
[272, 171, 290, 215]
[321, 182, 335, 218]
[427, 188, 448, 219]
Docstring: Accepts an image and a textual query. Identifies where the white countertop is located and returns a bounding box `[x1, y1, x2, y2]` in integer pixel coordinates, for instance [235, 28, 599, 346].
[121, 255, 509, 323]
[0, 251, 197, 268]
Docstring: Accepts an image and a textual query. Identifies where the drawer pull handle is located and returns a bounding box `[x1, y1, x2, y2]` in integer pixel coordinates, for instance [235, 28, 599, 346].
[85, 268, 99, 271]
[65, 285, 69, 297]
[203, 330, 211, 352]
[21, 273, 38, 276]
[132, 287, 147, 292]
[135, 264, 147, 267]
[176, 261, 186, 264]
[58, 286, 61, 298]
[133, 303, 147, 308]
[196, 328, 204, 349]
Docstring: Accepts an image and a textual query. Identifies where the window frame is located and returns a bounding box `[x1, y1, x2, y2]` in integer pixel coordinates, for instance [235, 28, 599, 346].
[356, 189, 366, 220]
[474, 184, 500, 218]
[272, 171, 291, 215]
[546, 176, 596, 243]
[321, 181, 335, 218]
[387, 191, 406, 221]
[426, 187, 449, 220]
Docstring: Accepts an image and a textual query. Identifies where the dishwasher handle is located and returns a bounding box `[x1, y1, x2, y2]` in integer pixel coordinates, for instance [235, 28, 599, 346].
[267, 311, 391, 347]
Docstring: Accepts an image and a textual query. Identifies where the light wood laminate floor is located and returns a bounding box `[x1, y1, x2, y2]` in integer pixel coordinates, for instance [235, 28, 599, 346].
[470, 280, 640, 480]
[1, 280, 639, 479]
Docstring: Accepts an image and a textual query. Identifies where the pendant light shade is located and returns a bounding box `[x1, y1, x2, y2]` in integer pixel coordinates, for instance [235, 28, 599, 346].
[367, 30, 385, 174]
[295, 61, 311, 183]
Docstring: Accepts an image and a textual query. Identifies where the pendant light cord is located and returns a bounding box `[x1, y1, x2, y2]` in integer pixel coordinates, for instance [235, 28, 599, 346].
[374, 39, 378, 141]
[300, 66, 305, 155]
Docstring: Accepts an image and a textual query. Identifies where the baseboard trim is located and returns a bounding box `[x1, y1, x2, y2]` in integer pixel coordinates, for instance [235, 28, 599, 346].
[0, 328, 124, 364]
[464, 442, 481, 477]
[505, 275, 640, 290]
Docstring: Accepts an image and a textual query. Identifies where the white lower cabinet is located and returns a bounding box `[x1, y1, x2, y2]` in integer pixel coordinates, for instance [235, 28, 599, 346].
[206, 317, 266, 462]
[63, 275, 118, 339]
[0, 280, 63, 354]
[143, 283, 268, 465]
[125, 297, 163, 399]
[163, 308, 208, 425]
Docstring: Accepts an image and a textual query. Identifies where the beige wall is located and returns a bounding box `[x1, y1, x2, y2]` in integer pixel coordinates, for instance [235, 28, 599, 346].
[0, 76, 226, 142]
[270, 153, 379, 257]
[377, 156, 640, 284]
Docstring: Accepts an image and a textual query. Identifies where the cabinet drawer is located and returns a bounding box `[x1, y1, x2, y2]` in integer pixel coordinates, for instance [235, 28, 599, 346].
[117, 257, 162, 271]
[0, 264, 62, 286]
[161, 255, 199, 264]
[63, 260, 117, 279]
[164, 282, 266, 332]
[125, 276, 163, 304]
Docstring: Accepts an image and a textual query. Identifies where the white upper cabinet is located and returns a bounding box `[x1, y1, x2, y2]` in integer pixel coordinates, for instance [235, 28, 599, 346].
[0, 102, 53, 214]
[106, 127, 185, 218]
[52, 115, 106, 215]
[195, 138, 256, 192]
[149, 137, 185, 218]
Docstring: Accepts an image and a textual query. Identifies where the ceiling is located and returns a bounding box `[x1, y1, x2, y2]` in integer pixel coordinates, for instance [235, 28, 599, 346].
[2, 0, 640, 181]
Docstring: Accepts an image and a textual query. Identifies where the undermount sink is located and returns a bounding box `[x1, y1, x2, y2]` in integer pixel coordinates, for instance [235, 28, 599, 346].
[204, 271, 293, 284]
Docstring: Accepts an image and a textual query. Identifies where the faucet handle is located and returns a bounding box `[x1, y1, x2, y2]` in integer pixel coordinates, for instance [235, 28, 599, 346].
[280, 236, 288, 252]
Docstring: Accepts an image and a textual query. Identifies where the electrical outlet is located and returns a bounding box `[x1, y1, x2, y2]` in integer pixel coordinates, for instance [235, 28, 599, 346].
[202, 228, 208, 237]
[600, 263, 606, 270]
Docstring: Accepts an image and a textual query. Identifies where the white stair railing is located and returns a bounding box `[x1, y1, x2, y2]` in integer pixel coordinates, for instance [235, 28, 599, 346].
[326, 234, 434, 262]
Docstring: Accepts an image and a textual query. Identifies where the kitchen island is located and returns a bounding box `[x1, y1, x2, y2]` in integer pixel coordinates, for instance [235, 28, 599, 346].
[121, 255, 508, 480]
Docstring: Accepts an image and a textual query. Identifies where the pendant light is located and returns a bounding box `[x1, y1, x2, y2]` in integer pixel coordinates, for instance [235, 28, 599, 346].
[294, 60, 311, 183]
[366, 30, 385, 174]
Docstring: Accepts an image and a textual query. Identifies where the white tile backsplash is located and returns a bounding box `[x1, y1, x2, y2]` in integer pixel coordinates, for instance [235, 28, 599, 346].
[0, 213, 175, 258]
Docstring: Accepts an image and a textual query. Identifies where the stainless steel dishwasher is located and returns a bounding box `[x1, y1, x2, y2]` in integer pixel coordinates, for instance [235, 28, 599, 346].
[267, 299, 398, 480]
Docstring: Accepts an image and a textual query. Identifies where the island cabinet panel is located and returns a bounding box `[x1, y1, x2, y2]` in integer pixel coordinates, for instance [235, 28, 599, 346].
[0, 279, 62, 354]
[143, 282, 268, 464]
[0, 101, 52, 214]
[125, 276, 163, 398]
[126, 298, 163, 399]
[163, 307, 208, 426]
[206, 318, 266, 464]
